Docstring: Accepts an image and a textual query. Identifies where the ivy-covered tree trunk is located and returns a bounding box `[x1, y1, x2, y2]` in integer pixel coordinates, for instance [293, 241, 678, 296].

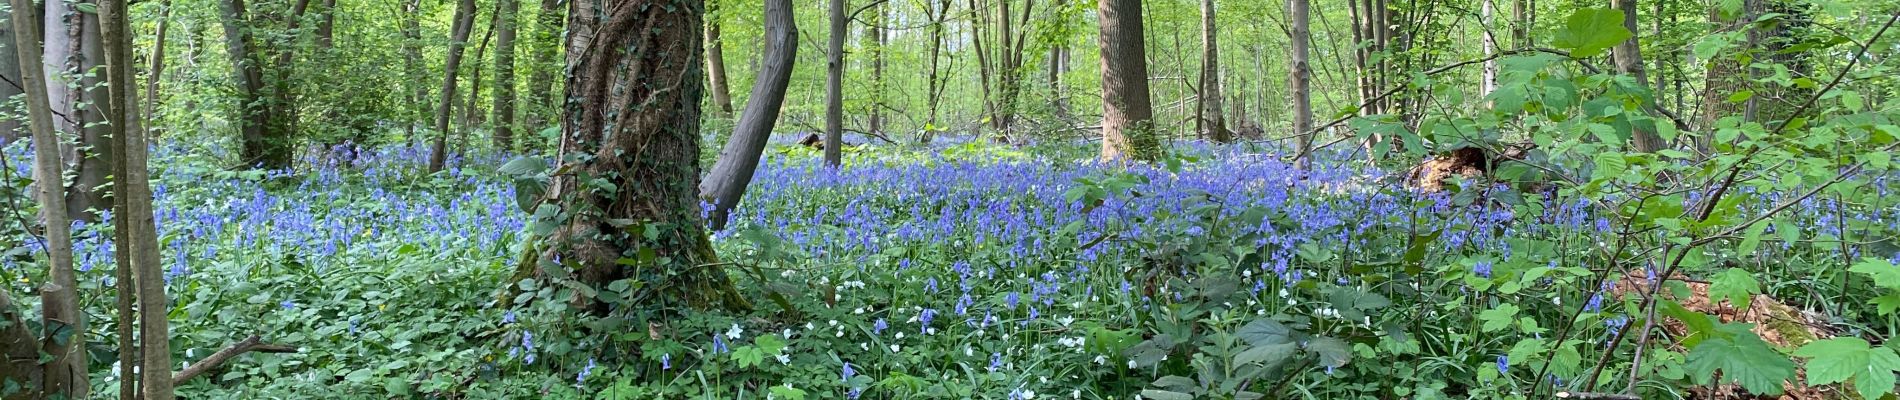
[546, 0, 748, 312]
[64, 4, 112, 223]
[1097, 0, 1159, 161]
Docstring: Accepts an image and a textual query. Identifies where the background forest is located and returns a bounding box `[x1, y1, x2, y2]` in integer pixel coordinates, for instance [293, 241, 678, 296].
[0, 0, 1897, 398]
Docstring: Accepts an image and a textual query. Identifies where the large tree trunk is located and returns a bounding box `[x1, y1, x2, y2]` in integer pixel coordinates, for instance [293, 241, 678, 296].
[6, 0, 83, 394]
[1097, 0, 1159, 161]
[493, 0, 520, 151]
[701, 0, 796, 230]
[1197, 0, 1229, 143]
[42, 0, 76, 140]
[1612, 0, 1665, 153]
[429, 0, 477, 172]
[525, 0, 564, 137]
[100, 0, 173, 396]
[221, 0, 287, 169]
[864, 0, 883, 135]
[705, 0, 735, 117]
[1289, 0, 1313, 169]
[823, 0, 844, 166]
[546, 0, 747, 312]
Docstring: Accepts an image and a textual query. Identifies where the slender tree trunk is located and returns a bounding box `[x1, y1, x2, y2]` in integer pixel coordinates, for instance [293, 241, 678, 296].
[702, 0, 796, 230]
[7, 0, 82, 393]
[924, 0, 949, 141]
[430, 0, 477, 171]
[493, 0, 519, 151]
[1612, 0, 1664, 152]
[402, 0, 426, 146]
[823, 0, 844, 166]
[42, 0, 76, 140]
[1511, 0, 1528, 47]
[526, 0, 564, 137]
[0, 4, 21, 145]
[1697, 0, 1751, 152]
[221, 0, 283, 168]
[1197, 0, 1229, 143]
[546, 0, 748, 311]
[1480, 0, 1498, 97]
[145, 1, 172, 136]
[315, 0, 337, 49]
[968, 0, 996, 135]
[1097, 0, 1159, 161]
[100, 0, 172, 396]
[704, 0, 735, 117]
[465, 12, 496, 131]
[1047, 0, 1067, 123]
[864, 0, 884, 135]
[1290, 0, 1314, 169]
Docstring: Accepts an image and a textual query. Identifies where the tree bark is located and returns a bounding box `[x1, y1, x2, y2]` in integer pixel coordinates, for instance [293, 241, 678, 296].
[701, 0, 796, 230]
[864, 0, 884, 135]
[526, 0, 564, 137]
[429, 0, 477, 172]
[315, 0, 337, 49]
[1197, 0, 1229, 143]
[1289, 0, 1313, 169]
[493, 0, 520, 151]
[823, 0, 844, 166]
[464, 11, 496, 134]
[1612, 0, 1664, 152]
[66, 5, 111, 223]
[7, 0, 82, 394]
[402, 0, 427, 146]
[1097, 0, 1159, 161]
[0, 4, 20, 145]
[100, 0, 173, 396]
[145, 0, 173, 137]
[1480, 0, 1498, 97]
[705, 0, 735, 117]
[220, 0, 289, 169]
[547, 0, 748, 312]
[923, 0, 949, 140]
[1697, 0, 1752, 152]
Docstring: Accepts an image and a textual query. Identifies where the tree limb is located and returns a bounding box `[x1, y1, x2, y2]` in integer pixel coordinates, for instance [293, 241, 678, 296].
[172, 335, 297, 383]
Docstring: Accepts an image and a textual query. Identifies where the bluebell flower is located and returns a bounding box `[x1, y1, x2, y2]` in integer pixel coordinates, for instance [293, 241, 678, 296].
[841, 361, 856, 381]
[662, 353, 672, 370]
[873, 318, 887, 335]
[1497, 355, 1509, 373]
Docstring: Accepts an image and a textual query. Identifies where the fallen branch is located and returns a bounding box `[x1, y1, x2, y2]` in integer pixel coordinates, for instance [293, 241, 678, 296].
[173, 335, 297, 383]
[1554, 392, 1640, 400]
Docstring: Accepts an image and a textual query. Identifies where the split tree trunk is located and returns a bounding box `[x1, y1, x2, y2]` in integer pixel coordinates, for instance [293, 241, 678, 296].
[701, 0, 797, 230]
[546, 0, 748, 311]
[5, 0, 83, 393]
[99, 0, 174, 396]
[1097, 0, 1159, 161]
[145, 0, 173, 136]
[220, 0, 290, 169]
[429, 0, 478, 172]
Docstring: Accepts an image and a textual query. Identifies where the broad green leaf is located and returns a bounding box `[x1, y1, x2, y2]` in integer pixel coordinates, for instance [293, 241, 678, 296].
[1873, 294, 1900, 316]
[1849, 258, 1900, 290]
[1306, 337, 1352, 368]
[1593, 152, 1627, 182]
[1793, 337, 1900, 399]
[1480, 304, 1521, 332]
[1140, 390, 1194, 400]
[1707, 268, 1760, 309]
[1237, 319, 1293, 346]
[1234, 343, 1297, 366]
[1736, 220, 1769, 257]
[1552, 8, 1633, 58]
[1685, 332, 1796, 395]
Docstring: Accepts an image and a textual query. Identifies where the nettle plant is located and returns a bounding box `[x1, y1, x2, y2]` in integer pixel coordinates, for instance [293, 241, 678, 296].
[1362, 7, 1900, 399]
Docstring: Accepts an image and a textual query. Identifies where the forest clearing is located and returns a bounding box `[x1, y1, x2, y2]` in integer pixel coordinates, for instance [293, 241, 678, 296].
[0, 0, 1898, 398]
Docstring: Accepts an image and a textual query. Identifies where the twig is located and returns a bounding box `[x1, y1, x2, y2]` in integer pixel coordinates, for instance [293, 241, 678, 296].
[172, 335, 297, 383]
[1555, 392, 1641, 400]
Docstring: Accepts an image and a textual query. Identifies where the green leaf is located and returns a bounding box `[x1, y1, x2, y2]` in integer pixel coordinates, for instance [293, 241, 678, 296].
[344, 368, 376, 383]
[1306, 337, 1352, 368]
[1237, 319, 1293, 346]
[1849, 258, 1900, 290]
[1480, 304, 1521, 332]
[1793, 337, 1900, 399]
[1841, 91, 1864, 111]
[1235, 342, 1298, 366]
[768, 386, 808, 400]
[1872, 294, 1900, 316]
[1685, 332, 1796, 395]
[1552, 8, 1633, 58]
[498, 156, 549, 177]
[1707, 268, 1761, 309]
[1736, 220, 1769, 257]
[1140, 390, 1195, 400]
[1593, 152, 1627, 181]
